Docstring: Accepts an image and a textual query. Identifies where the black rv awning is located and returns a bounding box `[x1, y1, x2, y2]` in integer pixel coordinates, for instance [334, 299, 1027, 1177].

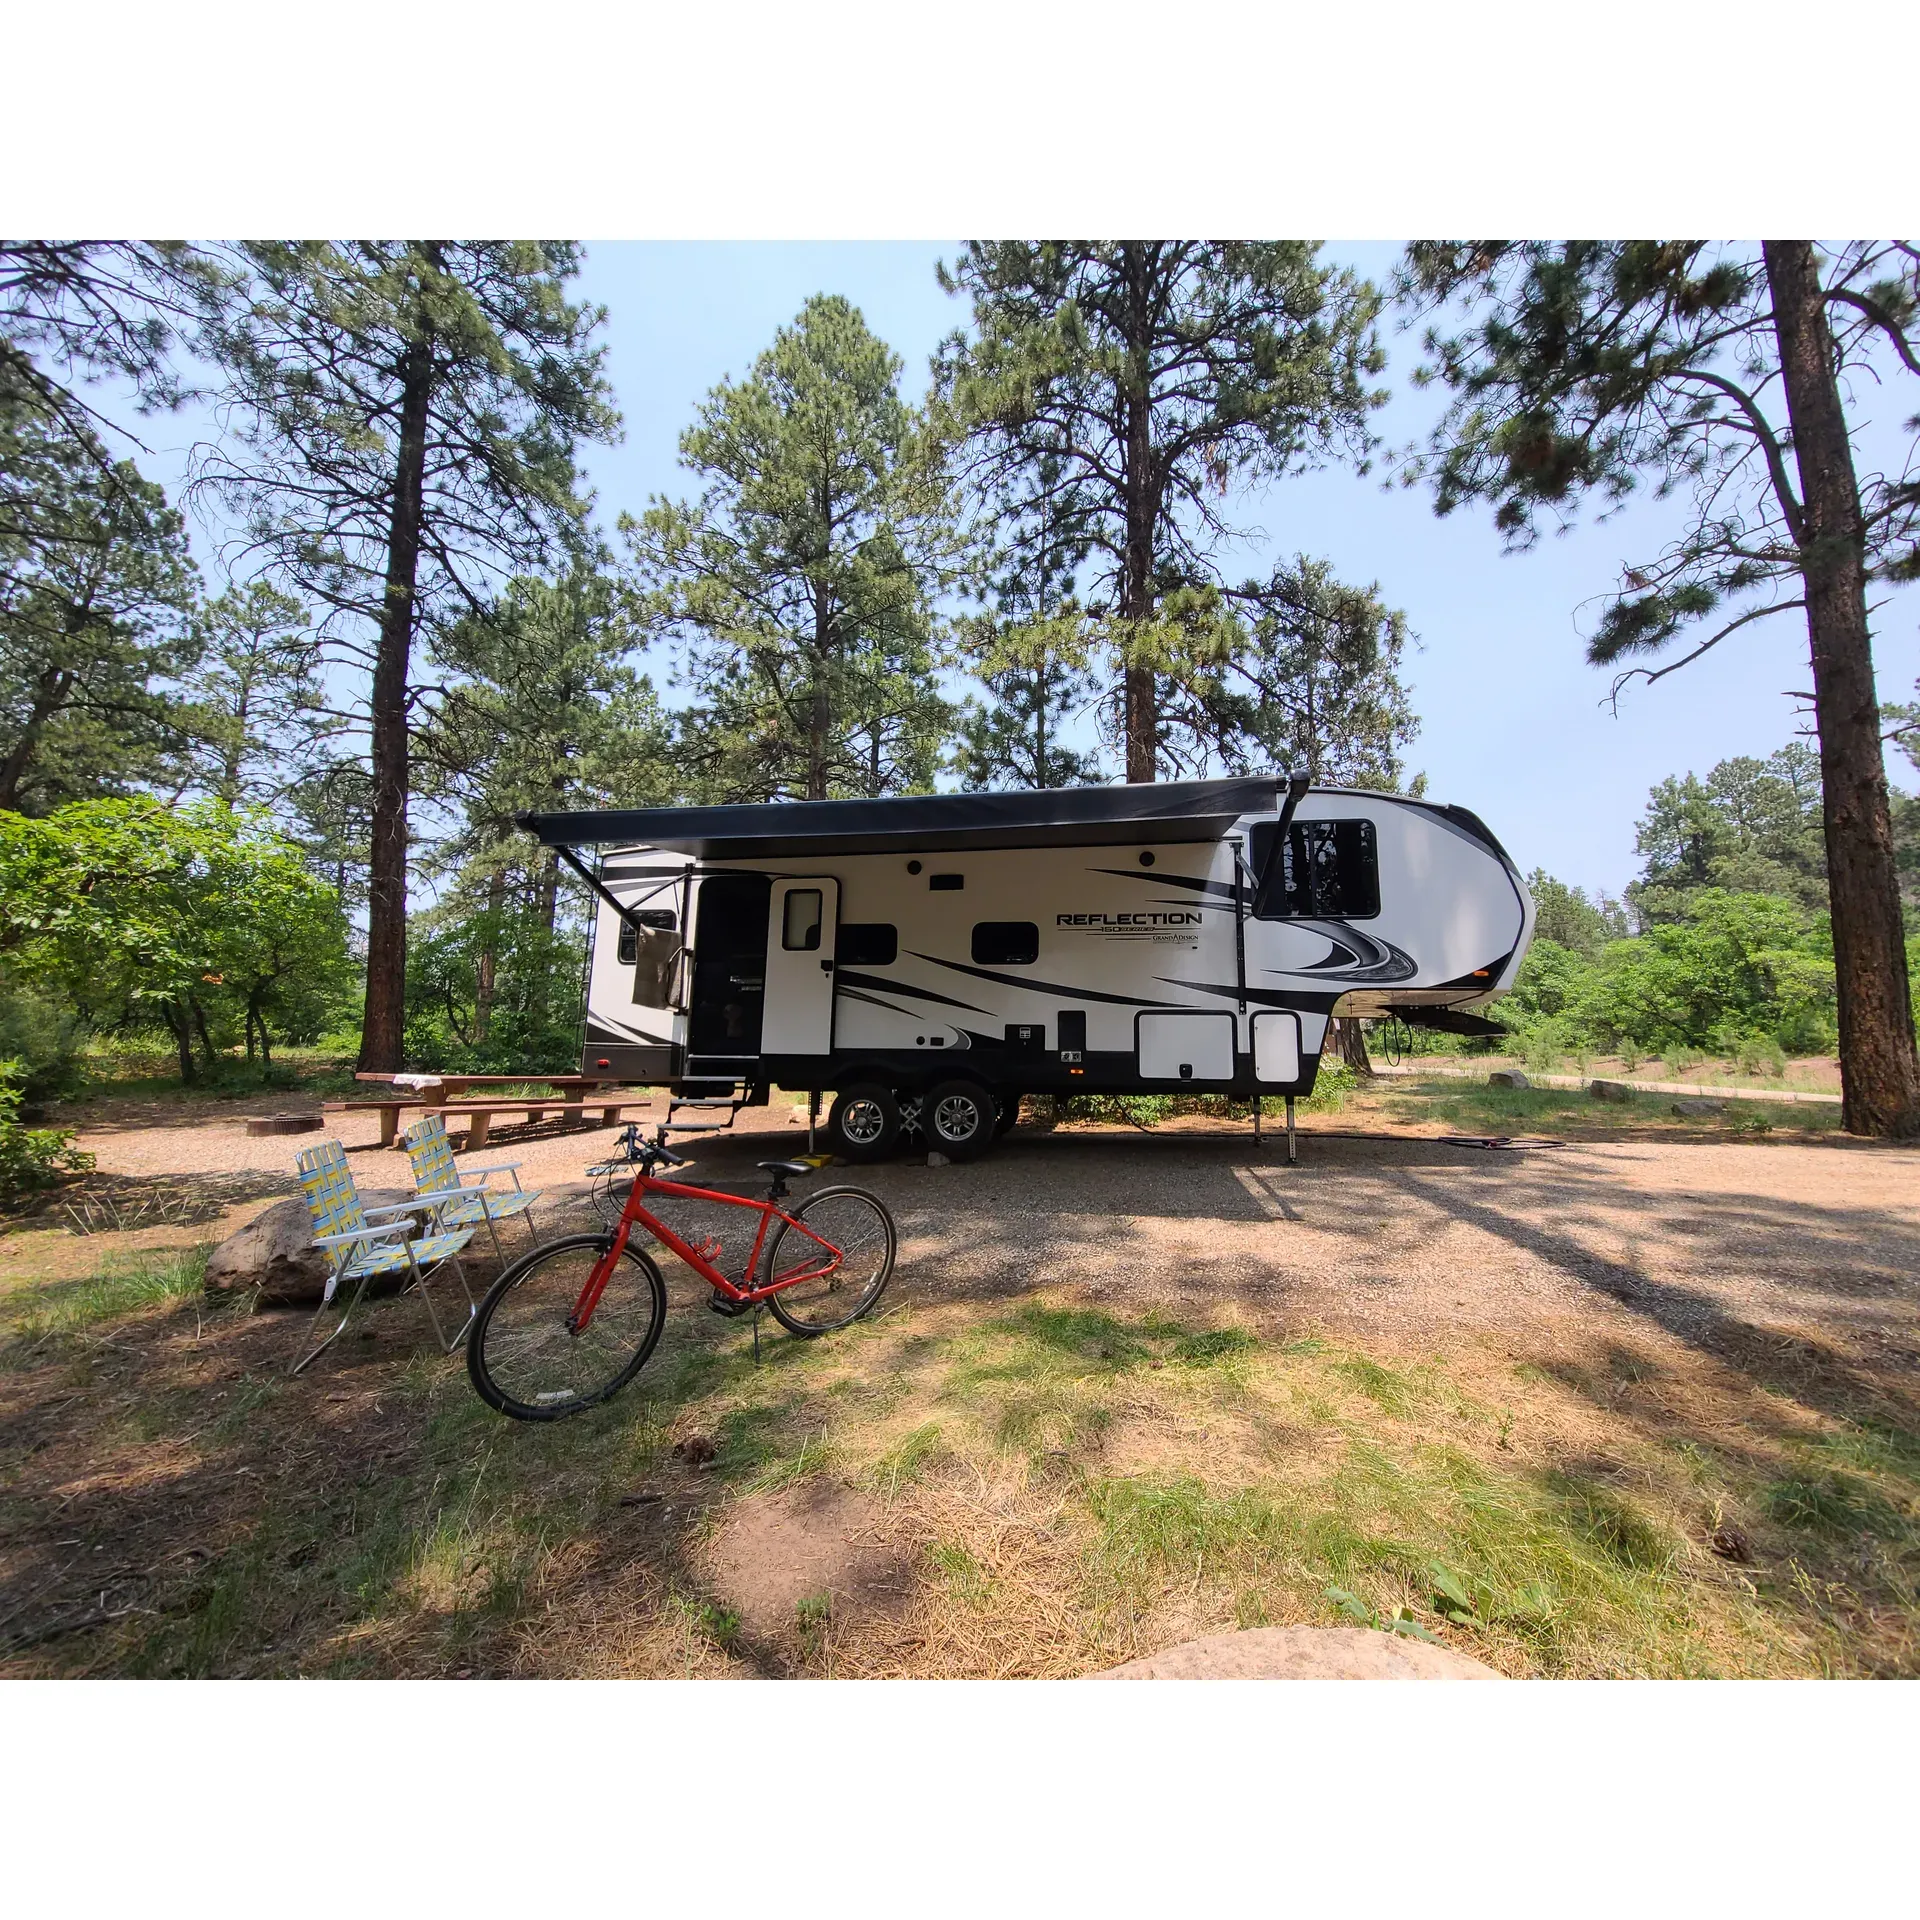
[519, 778, 1281, 858]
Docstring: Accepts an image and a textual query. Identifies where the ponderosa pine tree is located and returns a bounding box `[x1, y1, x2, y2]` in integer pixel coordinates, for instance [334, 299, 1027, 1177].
[1166, 557, 1420, 786]
[180, 581, 325, 806]
[1399, 242, 1920, 1135]
[0, 394, 201, 812]
[933, 243, 1384, 780]
[953, 501, 1101, 790]
[624, 295, 952, 803]
[190, 243, 617, 1071]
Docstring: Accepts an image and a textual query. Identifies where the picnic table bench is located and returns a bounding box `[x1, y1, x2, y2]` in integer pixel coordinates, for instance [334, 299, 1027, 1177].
[326, 1074, 639, 1150]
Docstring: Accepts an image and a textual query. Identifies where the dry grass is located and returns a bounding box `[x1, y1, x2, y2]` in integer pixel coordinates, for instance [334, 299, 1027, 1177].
[3, 1170, 1917, 1678]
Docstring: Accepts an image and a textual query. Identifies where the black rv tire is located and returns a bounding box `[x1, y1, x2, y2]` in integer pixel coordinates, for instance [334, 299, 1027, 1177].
[923, 1079, 997, 1160]
[992, 1094, 1023, 1137]
[825, 1083, 900, 1163]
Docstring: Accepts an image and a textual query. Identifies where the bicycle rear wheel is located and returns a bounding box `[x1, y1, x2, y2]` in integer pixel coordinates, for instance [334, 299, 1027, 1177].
[467, 1233, 667, 1421]
[761, 1187, 896, 1336]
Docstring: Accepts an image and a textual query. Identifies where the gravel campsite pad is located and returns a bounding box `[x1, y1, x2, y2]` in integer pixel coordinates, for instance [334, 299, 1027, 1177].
[2, 1084, 1917, 1678]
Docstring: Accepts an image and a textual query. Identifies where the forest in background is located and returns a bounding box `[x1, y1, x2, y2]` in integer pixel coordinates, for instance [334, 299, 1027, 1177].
[4, 240, 1919, 1181]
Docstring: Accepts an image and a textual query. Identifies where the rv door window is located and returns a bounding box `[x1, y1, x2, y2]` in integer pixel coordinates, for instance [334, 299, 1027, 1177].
[838, 923, 898, 966]
[1249, 819, 1380, 920]
[972, 921, 1039, 965]
[782, 888, 825, 951]
[615, 909, 677, 966]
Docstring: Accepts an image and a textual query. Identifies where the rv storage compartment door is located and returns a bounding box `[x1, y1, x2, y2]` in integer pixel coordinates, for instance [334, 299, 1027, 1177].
[1137, 1012, 1235, 1083]
[1251, 1011, 1302, 1085]
[762, 877, 840, 1057]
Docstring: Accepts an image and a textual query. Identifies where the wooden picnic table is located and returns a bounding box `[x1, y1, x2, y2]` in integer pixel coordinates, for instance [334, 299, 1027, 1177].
[339, 1073, 633, 1149]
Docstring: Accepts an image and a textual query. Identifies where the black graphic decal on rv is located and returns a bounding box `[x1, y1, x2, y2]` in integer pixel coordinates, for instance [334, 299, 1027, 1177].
[1090, 868, 1240, 903]
[911, 953, 1173, 1008]
[1273, 921, 1418, 985]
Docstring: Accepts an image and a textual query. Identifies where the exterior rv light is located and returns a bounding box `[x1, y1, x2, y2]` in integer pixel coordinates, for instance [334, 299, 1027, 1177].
[1138, 850, 1155, 866]
[907, 860, 922, 874]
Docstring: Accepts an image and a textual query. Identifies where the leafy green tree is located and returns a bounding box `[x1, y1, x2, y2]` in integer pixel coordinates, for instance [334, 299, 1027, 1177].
[0, 798, 352, 1080]
[0, 394, 202, 812]
[1526, 870, 1630, 956]
[1399, 240, 1920, 1135]
[626, 295, 952, 802]
[191, 242, 618, 1071]
[934, 243, 1384, 779]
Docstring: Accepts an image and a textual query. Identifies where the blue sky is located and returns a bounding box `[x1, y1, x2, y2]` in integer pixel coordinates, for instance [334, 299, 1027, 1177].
[571, 241, 1920, 903]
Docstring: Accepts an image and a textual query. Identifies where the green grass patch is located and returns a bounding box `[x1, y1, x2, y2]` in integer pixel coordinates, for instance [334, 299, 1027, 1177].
[1, 1244, 211, 1353]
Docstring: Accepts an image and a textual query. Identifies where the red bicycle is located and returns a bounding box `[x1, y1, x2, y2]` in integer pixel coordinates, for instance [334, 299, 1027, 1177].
[466, 1126, 897, 1422]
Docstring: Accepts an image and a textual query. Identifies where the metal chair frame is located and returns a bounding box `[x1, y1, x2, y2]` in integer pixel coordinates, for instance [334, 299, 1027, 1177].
[292, 1141, 478, 1377]
[399, 1115, 544, 1265]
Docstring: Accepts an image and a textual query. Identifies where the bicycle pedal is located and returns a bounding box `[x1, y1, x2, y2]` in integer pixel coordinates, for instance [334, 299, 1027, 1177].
[705, 1290, 754, 1319]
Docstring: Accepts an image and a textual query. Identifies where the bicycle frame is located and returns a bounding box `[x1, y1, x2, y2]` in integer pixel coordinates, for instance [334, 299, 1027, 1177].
[566, 1169, 844, 1334]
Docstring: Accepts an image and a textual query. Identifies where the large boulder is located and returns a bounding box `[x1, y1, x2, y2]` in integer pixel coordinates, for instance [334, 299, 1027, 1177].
[204, 1188, 420, 1306]
[1589, 1078, 1635, 1103]
[1089, 1626, 1503, 1680]
[1487, 1069, 1530, 1090]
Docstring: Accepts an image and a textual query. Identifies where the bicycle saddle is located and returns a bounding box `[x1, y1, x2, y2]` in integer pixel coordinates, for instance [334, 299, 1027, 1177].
[757, 1160, 815, 1179]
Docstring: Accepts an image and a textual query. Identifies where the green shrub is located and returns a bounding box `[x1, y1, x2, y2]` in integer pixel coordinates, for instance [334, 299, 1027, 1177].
[0, 1061, 93, 1203]
[0, 988, 86, 1104]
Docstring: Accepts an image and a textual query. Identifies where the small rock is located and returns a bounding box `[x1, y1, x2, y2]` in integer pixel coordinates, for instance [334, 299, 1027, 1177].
[675, 1434, 717, 1467]
[1589, 1079, 1635, 1103]
[1487, 1069, 1530, 1090]
[926, 1151, 951, 1167]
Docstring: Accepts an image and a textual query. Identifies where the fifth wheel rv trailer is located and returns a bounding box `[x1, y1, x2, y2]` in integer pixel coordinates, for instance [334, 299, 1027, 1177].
[521, 776, 1535, 1163]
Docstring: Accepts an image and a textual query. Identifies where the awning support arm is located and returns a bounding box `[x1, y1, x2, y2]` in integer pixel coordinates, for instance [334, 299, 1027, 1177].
[553, 844, 656, 935]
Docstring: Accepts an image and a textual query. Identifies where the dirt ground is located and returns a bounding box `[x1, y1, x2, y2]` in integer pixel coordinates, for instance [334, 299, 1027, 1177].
[3, 1080, 1917, 1678]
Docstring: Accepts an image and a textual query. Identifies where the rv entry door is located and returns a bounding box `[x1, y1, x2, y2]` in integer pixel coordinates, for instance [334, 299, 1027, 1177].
[762, 878, 840, 1056]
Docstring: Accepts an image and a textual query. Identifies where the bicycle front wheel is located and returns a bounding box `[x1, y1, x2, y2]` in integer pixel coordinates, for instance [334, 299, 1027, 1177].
[467, 1233, 667, 1421]
[761, 1187, 897, 1336]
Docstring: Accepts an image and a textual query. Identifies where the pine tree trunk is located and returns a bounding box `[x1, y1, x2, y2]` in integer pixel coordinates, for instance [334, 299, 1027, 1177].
[1121, 250, 1158, 783]
[1764, 242, 1920, 1137]
[473, 867, 505, 1043]
[0, 665, 72, 811]
[356, 338, 433, 1073]
[1121, 397, 1157, 783]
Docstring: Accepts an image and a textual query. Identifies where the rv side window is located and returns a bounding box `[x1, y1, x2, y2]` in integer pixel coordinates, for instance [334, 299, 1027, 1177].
[838, 923, 898, 966]
[1250, 820, 1381, 920]
[972, 921, 1039, 965]
[782, 889, 825, 951]
[615, 909, 676, 966]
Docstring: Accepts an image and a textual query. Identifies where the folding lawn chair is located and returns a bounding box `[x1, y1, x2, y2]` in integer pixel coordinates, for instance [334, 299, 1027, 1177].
[400, 1114, 543, 1265]
[291, 1140, 478, 1377]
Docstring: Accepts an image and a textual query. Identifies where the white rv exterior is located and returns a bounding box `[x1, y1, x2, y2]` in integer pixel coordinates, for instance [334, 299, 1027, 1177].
[526, 778, 1533, 1160]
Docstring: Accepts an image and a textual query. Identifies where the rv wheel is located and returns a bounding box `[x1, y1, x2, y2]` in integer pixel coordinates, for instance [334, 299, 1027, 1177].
[922, 1079, 997, 1161]
[825, 1083, 900, 1163]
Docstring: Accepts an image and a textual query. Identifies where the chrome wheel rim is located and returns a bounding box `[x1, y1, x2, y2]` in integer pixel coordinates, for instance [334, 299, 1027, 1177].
[840, 1097, 887, 1145]
[934, 1093, 983, 1142]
